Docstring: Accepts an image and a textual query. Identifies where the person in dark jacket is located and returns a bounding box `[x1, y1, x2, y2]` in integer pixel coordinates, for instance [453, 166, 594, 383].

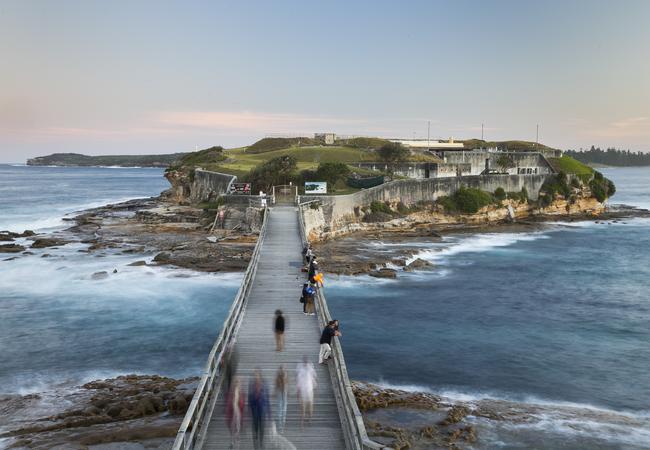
[302, 283, 316, 315]
[301, 282, 315, 314]
[274, 310, 285, 351]
[319, 321, 341, 364]
[248, 370, 270, 449]
[308, 258, 318, 282]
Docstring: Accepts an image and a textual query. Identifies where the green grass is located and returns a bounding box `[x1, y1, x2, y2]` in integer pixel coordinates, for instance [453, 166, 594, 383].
[175, 146, 226, 167]
[245, 137, 317, 154]
[335, 136, 391, 149]
[548, 156, 593, 181]
[461, 139, 560, 153]
[215, 146, 380, 175]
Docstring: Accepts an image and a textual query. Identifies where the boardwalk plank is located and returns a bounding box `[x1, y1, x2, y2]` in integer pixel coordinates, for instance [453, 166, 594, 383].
[202, 207, 346, 450]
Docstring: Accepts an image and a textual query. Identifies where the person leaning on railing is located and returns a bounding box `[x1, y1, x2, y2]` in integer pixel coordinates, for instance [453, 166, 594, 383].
[319, 320, 341, 364]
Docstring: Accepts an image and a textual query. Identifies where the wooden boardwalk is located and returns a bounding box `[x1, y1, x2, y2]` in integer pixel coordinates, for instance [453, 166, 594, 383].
[202, 206, 346, 450]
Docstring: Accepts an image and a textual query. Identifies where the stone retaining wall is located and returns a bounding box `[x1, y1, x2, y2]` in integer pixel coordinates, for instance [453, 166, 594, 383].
[190, 169, 237, 203]
[299, 174, 550, 237]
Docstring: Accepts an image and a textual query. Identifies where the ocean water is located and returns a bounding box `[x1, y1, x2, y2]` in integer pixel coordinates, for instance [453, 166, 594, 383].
[0, 165, 240, 395]
[326, 167, 650, 449]
[0, 164, 170, 232]
[2, 164, 650, 448]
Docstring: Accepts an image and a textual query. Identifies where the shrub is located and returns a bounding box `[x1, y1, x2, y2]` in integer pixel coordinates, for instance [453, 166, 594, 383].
[315, 162, 351, 189]
[245, 155, 298, 191]
[506, 189, 528, 203]
[590, 179, 607, 202]
[436, 196, 457, 212]
[300, 169, 318, 182]
[377, 142, 410, 163]
[436, 186, 495, 214]
[363, 212, 394, 223]
[607, 179, 616, 196]
[396, 202, 410, 215]
[540, 172, 571, 201]
[521, 187, 529, 202]
[589, 175, 616, 202]
[370, 201, 393, 215]
[454, 186, 494, 213]
[494, 187, 506, 201]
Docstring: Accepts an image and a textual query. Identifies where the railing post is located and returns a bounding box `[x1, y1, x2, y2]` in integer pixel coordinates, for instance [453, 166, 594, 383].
[172, 208, 269, 450]
[297, 204, 389, 450]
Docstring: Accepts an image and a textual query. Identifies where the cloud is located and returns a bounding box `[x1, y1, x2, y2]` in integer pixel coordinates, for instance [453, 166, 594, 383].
[156, 110, 364, 133]
[583, 116, 650, 139]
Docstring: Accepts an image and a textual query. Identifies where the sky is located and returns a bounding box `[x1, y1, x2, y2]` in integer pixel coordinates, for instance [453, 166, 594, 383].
[1, 0, 649, 162]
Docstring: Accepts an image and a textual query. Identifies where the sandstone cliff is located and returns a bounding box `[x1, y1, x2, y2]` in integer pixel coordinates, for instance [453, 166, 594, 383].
[302, 186, 606, 242]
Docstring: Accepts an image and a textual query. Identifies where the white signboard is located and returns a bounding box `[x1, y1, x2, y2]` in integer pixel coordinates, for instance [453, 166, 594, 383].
[304, 181, 327, 194]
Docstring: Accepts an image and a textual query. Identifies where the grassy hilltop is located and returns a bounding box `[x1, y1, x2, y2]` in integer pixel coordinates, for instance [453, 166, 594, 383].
[168, 137, 601, 196]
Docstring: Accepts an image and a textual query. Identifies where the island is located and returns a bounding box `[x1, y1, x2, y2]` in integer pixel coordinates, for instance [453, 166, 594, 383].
[26, 152, 188, 168]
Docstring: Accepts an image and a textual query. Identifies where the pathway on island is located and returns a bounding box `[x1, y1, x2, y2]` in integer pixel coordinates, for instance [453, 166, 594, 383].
[202, 206, 346, 450]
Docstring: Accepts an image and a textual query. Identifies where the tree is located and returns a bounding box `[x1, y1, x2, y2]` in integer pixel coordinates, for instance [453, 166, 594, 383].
[315, 162, 351, 189]
[377, 142, 410, 163]
[245, 155, 298, 191]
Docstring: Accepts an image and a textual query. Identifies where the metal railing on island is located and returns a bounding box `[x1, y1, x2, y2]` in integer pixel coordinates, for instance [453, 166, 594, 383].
[172, 208, 268, 450]
[298, 203, 388, 450]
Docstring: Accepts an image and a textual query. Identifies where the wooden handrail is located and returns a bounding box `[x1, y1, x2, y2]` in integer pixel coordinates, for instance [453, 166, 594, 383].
[297, 206, 389, 450]
[172, 208, 269, 450]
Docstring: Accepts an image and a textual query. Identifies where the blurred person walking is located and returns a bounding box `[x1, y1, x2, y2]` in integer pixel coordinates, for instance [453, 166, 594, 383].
[225, 376, 244, 449]
[274, 366, 288, 433]
[296, 356, 317, 425]
[248, 370, 270, 449]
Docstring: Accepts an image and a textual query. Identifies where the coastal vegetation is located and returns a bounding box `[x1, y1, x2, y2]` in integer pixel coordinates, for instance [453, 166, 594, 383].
[377, 142, 410, 163]
[548, 155, 593, 182]
[169, 146, 226, 168]
[245, 137, 317, 154]
[566, 146, 650, 167]
[27, 152, 188, 168]
[538, 170, 616, 207]
[337, 136, 391, 149]
[460, 139, 560, 153]
[436, 186, 496, 214]
[163, 140, 615, 210]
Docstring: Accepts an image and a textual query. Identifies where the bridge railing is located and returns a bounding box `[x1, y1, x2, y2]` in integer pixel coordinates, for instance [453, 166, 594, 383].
[172, 207, 268, 450]
[298, 204, 389, 450]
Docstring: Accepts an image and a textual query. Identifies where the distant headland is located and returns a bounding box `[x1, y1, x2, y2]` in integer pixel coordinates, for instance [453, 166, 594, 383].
[26, 152, 188, 168]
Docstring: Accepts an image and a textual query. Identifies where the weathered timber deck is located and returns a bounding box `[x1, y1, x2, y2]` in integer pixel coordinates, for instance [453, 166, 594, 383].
[202, 206, 346, 449]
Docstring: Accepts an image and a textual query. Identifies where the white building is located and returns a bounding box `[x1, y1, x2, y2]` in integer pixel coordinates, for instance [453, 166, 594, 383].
[389, 138, 464, 150]
[314, 133, 336, 145]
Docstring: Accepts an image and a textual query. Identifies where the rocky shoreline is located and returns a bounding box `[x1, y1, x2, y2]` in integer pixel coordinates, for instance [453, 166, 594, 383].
[2, 196, 648, 449]
[352, 381, 650, 450]
[0, 196, 264, 449]
[311, 204, 650, 278]
[1, 196, 263, 273]
[0, 375, 196, 449]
